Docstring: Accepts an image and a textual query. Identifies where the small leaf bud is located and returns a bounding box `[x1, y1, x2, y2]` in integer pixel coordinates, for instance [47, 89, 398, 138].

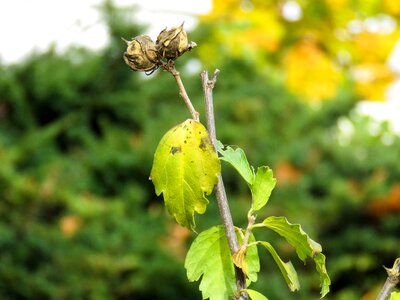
[156, 23, 196, 60]
[123, 35, 159, 73]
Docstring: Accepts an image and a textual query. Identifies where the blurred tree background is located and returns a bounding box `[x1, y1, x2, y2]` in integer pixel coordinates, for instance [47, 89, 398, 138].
[0, 0, 399, 299]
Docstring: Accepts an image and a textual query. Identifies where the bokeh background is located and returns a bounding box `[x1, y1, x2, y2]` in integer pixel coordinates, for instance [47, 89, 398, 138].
[1, 0, 400, 299]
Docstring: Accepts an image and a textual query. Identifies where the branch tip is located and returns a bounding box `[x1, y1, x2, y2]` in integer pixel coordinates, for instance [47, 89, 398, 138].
[377, 258, 400, 300]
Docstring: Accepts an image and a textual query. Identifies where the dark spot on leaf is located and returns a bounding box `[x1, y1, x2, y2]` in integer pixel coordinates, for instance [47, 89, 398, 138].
[184, 140, 187, 144]
[199, 136, 212, 151]
[170, 146, 181, 155]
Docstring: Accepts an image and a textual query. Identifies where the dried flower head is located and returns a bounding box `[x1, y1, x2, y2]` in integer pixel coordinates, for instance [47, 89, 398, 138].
[123, 35, 159, 73]
[156, 23, 197, 60]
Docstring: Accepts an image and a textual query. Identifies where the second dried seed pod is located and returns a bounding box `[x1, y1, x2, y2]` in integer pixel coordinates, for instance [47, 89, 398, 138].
[156, 23, 196, 60]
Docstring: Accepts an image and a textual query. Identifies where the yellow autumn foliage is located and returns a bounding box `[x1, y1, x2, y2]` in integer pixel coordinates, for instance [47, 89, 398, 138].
[325, 0, 349, 11]
[352, 31, 399, 63]
[198, 0, 399, 102]
[283, 41, 342, 101]
[352, 63, 395, 101]
[350, 31, 398, 100]
[383, 0, 400, 16]
[201, 0, 241, 21]
[199, 0, 283, 61]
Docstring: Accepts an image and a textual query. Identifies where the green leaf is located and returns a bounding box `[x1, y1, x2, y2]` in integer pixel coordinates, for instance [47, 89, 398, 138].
[258, 216, 331, 297]
[261, 216, 321, 261]
[217, 141, 254, 184]
[217, 142, 276, 211]
[250, 166, 276, 212]
[258, 241, 299, 292]
[150, 119, 220, 230]
[185, 226, 236, 300]
[243, 289, 269, 300]
[314, 253, 331, 298]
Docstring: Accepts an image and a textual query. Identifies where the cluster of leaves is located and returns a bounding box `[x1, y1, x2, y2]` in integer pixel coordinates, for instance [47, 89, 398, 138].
[149, 114, 330, 299]
[188, 144, 330, 299]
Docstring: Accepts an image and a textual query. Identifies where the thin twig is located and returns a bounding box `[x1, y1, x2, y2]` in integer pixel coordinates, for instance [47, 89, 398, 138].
[377, 258, 400, 300]
[163, 61, 199, 121]
[201, 69, 249, 300]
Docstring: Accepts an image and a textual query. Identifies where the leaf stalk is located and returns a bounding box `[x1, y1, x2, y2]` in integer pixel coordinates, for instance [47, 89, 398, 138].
[163, 61, 199, 121]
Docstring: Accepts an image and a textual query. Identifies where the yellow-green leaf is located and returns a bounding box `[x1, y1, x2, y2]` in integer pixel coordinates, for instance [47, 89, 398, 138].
[390, 291, 400, 300]
[150, 119, 220, 230]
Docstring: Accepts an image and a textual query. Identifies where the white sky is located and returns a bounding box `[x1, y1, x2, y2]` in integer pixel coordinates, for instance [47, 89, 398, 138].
[0, 0, 211, 63]
[0, 0, 399, 131]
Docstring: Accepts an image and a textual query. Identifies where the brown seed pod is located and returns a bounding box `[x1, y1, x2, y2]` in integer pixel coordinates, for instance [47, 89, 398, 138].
[123, 35, 159, 73]
[156, 23, 196, 60]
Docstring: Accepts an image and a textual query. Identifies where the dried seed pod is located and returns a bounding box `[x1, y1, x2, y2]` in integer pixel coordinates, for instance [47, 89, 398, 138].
[123, 35, 159, 73]
[156, 23, 196, 60]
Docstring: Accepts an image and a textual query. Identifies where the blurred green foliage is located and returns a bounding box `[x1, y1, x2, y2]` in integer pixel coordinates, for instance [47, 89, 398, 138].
[0, 2, 399, 300]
